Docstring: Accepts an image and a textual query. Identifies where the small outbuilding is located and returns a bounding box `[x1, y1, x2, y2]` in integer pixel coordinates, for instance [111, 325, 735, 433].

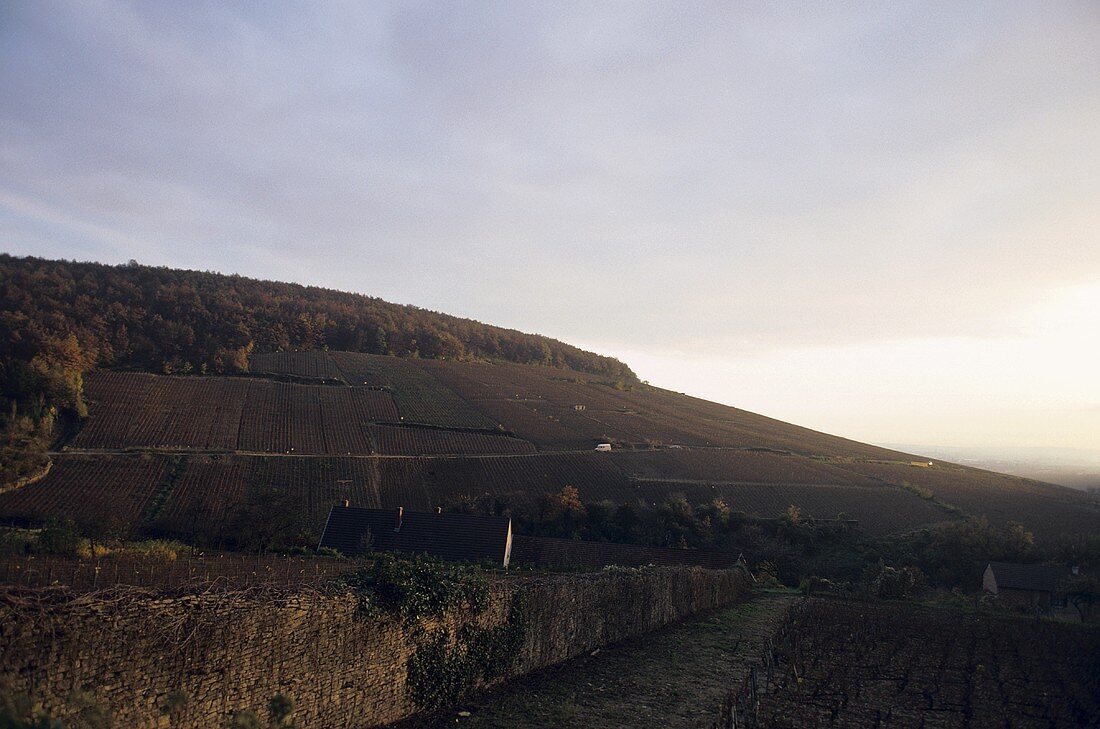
[983, 561, 1074, 614]
[318, 505, 513, 567]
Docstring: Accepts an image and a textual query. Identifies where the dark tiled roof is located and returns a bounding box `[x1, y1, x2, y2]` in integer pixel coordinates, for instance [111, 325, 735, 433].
[510, 535, 738, 570]
[987, 562, 1072, 593]
[318, 506, 511, 565]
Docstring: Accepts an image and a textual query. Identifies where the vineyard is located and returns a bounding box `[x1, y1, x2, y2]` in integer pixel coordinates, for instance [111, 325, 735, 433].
[250, 350, 500, 428]
[371, 454, 953, 534]
[329, 351, 495, 428]
[417, 358, 713, 449]
[376, 451, 634, 509]
[415, 359, 918, 458]
[250, 350, 344, 381]
[73, 372, 406, 454]
[735, 598, 1100, 728]
[156, 455, 382, 539]
[447, 396, 615, 450]
[366, 424, 536, 456]
[611, 449, 879, 486]
[0, 449, 970, 541]
[72, 371, 250, 450]
[9, 357, 1095, 548]
[75, 371, 530, 457]
[0, 455, 167, 531]
[843, 462, 1100, 542]
[0, 454, 382, 541]
[618, 386, 916, 460]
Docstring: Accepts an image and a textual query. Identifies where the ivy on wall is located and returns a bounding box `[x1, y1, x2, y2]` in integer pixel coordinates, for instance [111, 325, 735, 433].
[337, 553, 489, 624]
[336, 553, 528, 711]
[407, 594, 528, 710]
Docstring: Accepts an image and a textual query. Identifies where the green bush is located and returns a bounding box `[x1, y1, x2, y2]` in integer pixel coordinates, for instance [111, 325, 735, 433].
[860, 561, 927, 600]
[338, 553, 489, 624]
[37, 520, 80, 556]
[267, 694, 293, 726]
[160, 690, 188, 724]
[126, 539, 187, 560]
[406, 594, 527, 710]
[226, 710, 260, 729]
[0, 693, 63, 729]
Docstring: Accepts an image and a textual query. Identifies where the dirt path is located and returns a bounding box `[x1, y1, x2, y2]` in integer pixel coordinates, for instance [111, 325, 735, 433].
[398, 593, 796, 729]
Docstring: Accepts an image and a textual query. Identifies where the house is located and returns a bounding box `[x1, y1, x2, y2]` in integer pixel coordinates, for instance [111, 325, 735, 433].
[595, 443, 612, 452]
[983, 561, 1076, 615]
[318, 505, 513, 567]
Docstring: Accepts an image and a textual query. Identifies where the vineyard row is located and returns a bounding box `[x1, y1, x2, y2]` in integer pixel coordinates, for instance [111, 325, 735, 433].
[0, 454, 960, 542]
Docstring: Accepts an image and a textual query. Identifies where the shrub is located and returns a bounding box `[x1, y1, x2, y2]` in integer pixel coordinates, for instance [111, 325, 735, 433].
[783, 504, 802, 526]
[338, 553, 489, 624]
[127, 539, 186, 561]
[0, 528, 32, 557]
[226, 710, 260, 729]
[406, 594, 527, 710]
[37, 519, 80, 555]
[754, 561, 783, 588]
[0, 693, 63, 729]
[1063, 575, 1100, 622]
[66, 691, 108, 729]
[160, 690, 188, 724]
[861, 561, 927, 600]
[267, 694, 293, 726]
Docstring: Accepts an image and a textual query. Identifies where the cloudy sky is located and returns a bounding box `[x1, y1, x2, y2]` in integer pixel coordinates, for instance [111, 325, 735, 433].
[3, 1, 1098, 450]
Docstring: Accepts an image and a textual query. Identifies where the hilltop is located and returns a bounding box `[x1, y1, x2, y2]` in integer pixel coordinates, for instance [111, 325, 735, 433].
[0, 253, 634, 425]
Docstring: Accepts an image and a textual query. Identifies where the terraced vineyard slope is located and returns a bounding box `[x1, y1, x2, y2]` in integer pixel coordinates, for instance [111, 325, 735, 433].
[2, 350, 1096, 547]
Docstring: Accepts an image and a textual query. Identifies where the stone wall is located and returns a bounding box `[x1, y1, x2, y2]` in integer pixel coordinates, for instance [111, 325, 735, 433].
[0, 566, 749, 728]
[511, 534, 738, 569]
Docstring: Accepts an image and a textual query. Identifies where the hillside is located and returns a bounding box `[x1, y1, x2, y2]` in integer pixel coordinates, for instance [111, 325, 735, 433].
[3, 350, 1096, 549]
[0, 253, 631, 487]
[1, 256, 1096, 559]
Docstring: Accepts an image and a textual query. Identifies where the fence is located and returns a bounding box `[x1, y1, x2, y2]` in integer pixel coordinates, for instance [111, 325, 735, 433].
[0, 552, 359, 593]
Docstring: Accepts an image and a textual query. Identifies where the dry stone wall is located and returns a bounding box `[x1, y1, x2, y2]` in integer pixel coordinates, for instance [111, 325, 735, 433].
[0, 566, 749, 728]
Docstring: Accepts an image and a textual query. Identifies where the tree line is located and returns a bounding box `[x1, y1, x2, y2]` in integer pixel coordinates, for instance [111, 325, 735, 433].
[0, 254, 637, 480]
[447, 485, 1100, 594]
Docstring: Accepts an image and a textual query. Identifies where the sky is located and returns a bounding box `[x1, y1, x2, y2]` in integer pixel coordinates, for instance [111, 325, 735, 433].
[2, 1, 1098, 451]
